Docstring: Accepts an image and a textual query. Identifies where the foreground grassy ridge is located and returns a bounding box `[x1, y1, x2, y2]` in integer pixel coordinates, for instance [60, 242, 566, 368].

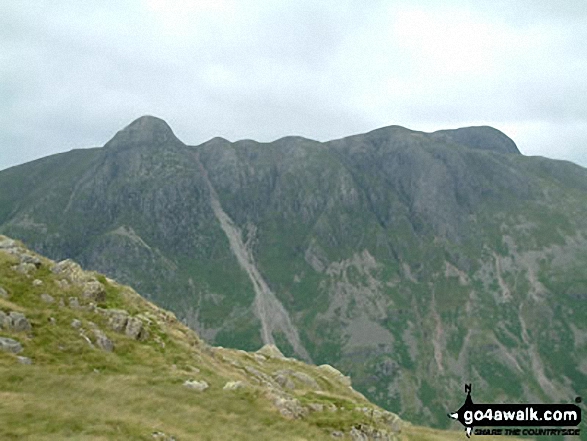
[0, 237, 519, 440]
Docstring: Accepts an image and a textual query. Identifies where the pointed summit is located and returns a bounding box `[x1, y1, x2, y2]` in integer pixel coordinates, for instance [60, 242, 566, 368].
[104, 115, 183, 149]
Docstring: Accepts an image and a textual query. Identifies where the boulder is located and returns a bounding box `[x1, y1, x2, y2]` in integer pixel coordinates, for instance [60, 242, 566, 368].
[107, 309, 129, 332]
[93, 329, 114, 352]
[19, 253, 42, 268]
[307, 403, 324, 412]
[68, 297, 81, 309]
[318, 364, 352, 387]
[17, 356, 32, 365]
[183, 380, 209, 391]
[40, 293, 55, 303]
[291, 371, 320, 390]
[32, 279, 43, 286]
[256, 344, 285, 359]
[0, 311, 10, 329]
[0, 337, 22, 353]
[0, 237, 16, 249]
[12, 262, 37, 274]
[274, 373, 295, 390]
[82, 280, 106, 302]
[71, 319, 82, 329]
[9, 312, 31, 332]
[223, 381, 245, 390]
[125, 317, 148, 340]
[51, 259, 86, 283]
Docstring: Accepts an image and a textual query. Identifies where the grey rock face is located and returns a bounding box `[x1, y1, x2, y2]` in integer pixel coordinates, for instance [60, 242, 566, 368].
[0, 337, 22, 353]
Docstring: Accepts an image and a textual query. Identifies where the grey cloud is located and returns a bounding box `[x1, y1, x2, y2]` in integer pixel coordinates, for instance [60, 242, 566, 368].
[1, 0, 586, 171]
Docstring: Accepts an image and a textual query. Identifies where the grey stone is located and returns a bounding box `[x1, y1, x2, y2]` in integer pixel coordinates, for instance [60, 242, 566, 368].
[17, 356, 32, 365]
[125, 316, 148, 340]
[291, 371, 320, 389]
[0, 337, 22, 353]
[0, 286, 7, 298]
[51, 259, 86, 283]
[331, 431, 344, 438]
[318, 364, 352, 387]
[71, 319, 82, 329]
[256, 344, 285, 359]
[68, 297, 81, 309]
[32, 279, 43, 286]
[308, 403, 324, 412]
[19, 254, 41, 268]
[82, 280, 106, 302]
[0, 237, 16, 249]
[93, 329, 114, 352]
[107, 309, 129, 332]
[13, 262, 37, 274]
[9, 312, 31, 332]
[274, 373, 295, 390]
[40, 293, 55, 303]
[223, 380, 245, 390]
[0, 311, 10, 329]
[183, 380, 209, 391]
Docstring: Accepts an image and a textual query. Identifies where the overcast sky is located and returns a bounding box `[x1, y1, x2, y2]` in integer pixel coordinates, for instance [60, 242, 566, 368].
[1, 0, 586, 170]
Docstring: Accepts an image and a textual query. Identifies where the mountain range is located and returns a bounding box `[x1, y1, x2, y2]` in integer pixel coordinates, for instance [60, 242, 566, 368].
[1, 115, 586, 431]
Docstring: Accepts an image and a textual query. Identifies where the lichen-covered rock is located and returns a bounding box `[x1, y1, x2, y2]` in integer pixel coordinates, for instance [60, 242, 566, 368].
[51, 259, 87, 283]
[269, 394, 307, 419]
[93, 329, 114, 352]
[82, 280, 106, 302]
[40, 293, 55, 303]
[274, 373, 295, 390]
[17, 356, 32, 365]
[12, 262, 37, 274]
[107, 309, 129, 332]
[256, 344, 285, 359]
[183, 380, 209, 391]
[291, 371, 320, 389]
[0, 337, 22, 353]
[307, 403, 324, 412]
[223, 381, 245, 390]
[318, 364, 352, 387]
[0, 310, 10, 329]
[0, 237, 16, 249]
[125, 316, 148, 340]
[9, 312, 31, 332]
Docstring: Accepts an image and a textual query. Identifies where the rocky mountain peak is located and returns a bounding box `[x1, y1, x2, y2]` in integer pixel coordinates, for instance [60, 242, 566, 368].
[431, 126, 520, 154]
[104, 115, 183, 149]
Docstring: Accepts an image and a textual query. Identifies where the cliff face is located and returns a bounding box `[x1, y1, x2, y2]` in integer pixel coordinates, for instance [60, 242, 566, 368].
[1, 117, 586, 428]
